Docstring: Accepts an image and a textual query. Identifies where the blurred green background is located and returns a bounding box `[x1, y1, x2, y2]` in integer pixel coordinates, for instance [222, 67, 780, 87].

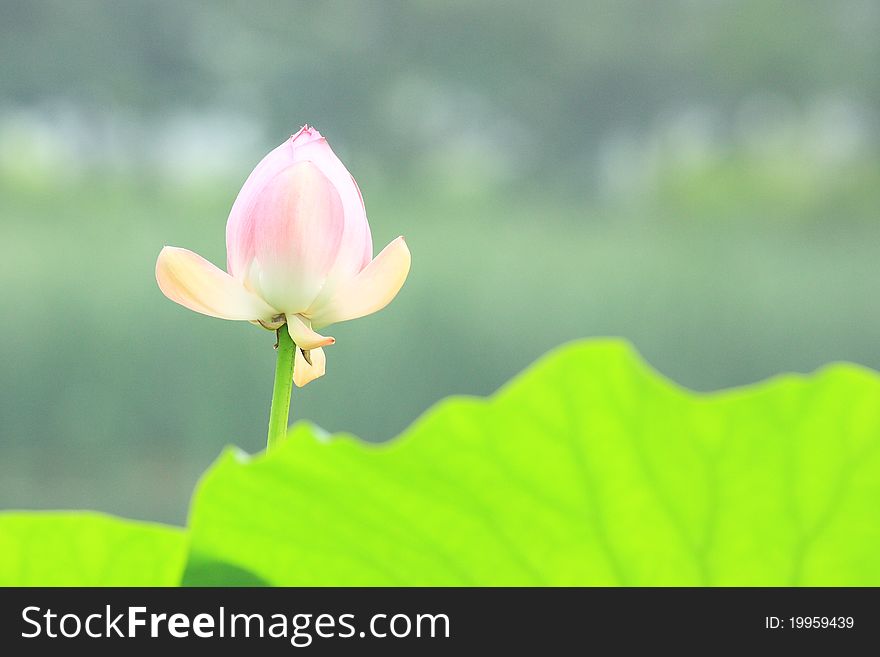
[1, 0, 878, 525]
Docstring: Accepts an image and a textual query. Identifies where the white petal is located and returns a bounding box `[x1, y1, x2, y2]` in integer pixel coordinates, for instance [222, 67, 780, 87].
[156, 246, 277, 320]
[309, 236, 411, 328]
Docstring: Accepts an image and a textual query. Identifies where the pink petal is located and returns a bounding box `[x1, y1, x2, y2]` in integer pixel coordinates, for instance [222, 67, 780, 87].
[309, 236, 411, 329]
[242, 161, 346, 312]
[293, 346, 326, 387]
[285, 313, 335, 351]
[289, 129, 373, 306]
[156, 246, 278, 320]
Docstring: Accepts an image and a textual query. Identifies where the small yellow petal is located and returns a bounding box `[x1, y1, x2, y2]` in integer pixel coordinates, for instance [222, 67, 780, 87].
[285, 313, 335, 350]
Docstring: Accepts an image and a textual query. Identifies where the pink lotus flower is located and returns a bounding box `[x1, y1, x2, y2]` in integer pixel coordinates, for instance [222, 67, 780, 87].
[156, 125, 411, 387]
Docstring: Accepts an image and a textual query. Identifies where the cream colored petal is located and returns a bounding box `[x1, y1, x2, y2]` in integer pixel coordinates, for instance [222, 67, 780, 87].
[156, 246, 277, 320]
[309, 236, 411, 329]
[285, 313, 335, 350]
[293, 346, 326, 387]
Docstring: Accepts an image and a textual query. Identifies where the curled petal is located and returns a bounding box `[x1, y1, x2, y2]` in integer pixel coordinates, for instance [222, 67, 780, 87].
[285, 313, 335, 350]
[156, 246, 277, 321]
[294, 346, 326, 387]
[309, 236, 411, 329]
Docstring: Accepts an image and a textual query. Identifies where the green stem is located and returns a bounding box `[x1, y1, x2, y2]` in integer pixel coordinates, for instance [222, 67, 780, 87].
[267, 327, 295, 451]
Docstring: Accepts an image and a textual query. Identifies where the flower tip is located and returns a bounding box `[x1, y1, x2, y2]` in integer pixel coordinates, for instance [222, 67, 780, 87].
[292, 124, 323, 143]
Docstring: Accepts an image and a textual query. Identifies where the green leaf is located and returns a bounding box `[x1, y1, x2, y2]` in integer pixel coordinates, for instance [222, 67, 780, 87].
[0, 512, 187, 586]
[185, 339, 880, 586]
